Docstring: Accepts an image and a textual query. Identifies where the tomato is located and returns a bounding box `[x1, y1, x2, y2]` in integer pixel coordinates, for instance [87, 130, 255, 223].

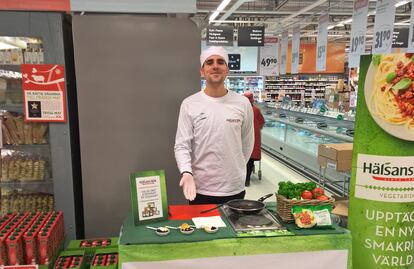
[317, 195, 330, 201]
[311, 187, 324, 198]
[301, 190, 313, 200]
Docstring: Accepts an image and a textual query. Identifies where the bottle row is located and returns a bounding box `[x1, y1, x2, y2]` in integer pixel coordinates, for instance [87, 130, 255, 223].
[0, 192, 54, 216]
[0, 43, 44, 65]
[1, 150, 48, 182]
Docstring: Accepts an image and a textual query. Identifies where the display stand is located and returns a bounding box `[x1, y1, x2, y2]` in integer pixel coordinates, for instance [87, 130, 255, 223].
[118, 209, 352, 269]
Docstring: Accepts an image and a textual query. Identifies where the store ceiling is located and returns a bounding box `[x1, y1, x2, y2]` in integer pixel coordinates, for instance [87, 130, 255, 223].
[192, 0, 412, 47]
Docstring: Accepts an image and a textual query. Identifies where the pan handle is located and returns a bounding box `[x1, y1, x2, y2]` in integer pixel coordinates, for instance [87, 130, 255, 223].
[200, 204, 224, 214]
[257, 193, 273, 202]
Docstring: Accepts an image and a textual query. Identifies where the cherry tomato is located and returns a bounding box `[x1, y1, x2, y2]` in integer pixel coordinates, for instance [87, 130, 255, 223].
[301, 190, 313, 200]
[311, 187, 324, 198]
[317, 195, 330, 201]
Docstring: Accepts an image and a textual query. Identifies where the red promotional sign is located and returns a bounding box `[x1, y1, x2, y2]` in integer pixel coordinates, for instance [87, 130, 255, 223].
[0, 0, 70, 11]
[21, 64, 67, 122]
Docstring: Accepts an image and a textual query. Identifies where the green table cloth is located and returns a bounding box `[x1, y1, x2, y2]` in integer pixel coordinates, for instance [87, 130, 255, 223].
[119, 209, 236, 245]
[118, 204, 353, 269]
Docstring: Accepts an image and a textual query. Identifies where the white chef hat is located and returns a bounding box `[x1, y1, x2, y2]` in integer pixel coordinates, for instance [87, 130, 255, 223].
[200, 46, 229, 67]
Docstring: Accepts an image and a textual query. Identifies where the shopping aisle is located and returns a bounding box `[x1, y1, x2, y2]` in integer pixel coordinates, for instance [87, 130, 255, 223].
[245, 151, 310, 200]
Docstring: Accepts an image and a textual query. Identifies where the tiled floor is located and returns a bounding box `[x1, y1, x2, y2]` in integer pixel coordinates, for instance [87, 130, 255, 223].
[244, 151, 310, 200]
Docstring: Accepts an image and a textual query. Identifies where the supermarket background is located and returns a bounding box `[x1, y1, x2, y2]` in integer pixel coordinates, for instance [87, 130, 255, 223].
[0, 1, 413, 269]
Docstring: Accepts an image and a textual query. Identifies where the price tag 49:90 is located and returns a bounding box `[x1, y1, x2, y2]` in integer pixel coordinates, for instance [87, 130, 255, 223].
[261, 57, 277, 67]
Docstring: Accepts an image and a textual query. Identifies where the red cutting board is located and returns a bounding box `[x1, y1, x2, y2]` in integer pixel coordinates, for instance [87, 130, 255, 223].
[168, 204, 220, 220]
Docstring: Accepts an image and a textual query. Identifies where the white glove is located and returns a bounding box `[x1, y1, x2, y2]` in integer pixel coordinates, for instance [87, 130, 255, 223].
[179, 173, 196, 201]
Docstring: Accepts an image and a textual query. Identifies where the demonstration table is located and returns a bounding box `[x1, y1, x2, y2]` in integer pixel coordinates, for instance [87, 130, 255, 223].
[118, 205, 352, 269]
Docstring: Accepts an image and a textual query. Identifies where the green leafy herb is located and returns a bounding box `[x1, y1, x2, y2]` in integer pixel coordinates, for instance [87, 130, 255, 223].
[392, 78, 412, 93]
[372, 54, 382, 66]
[385, 72, 396, 83]
[277, 181, 317, 199]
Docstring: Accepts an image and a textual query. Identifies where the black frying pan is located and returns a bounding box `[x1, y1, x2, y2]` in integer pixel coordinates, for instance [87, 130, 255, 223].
[200, 193, 273, 215]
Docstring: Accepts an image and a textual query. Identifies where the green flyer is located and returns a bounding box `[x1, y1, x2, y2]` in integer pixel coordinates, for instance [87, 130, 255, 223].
[130, 170, 169, 226]
[349, 53, 414, 269]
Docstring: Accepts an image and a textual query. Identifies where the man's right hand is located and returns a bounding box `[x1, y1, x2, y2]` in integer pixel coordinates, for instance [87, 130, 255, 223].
[179, 173, 196, 201]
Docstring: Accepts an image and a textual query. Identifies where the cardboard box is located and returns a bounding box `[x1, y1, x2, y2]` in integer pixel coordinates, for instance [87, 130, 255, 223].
[318, 156, 352, 171]
[318, 143, 353, 161]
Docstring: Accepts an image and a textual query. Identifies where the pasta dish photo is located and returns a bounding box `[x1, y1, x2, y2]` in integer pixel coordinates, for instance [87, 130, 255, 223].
[365, 53, 414, 141]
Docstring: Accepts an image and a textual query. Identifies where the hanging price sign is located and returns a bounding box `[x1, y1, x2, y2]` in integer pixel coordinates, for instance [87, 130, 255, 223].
[350, 34, 365, 53]
[372, 0, 395, 54]
[408, 3, 414, 52]
[280, 30, 288, 75]
[291, 26, 300, 74]
[348, 0, 369, 67]
[316, 12, 328, 71]
[261, 57, 277, 67]
[259, 37, 279, 76]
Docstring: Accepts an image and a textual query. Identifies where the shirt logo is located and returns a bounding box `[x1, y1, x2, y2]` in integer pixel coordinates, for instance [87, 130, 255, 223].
[226, 118, 241, 123]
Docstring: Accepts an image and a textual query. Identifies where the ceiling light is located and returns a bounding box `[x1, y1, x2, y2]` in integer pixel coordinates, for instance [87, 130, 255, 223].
[343, 18, 352, 24]
[217, 0, 231, 11]
[395, 0, 411, 7]
[209, 0, 232, 22]
[0, 42, 19, 50]
[327, 25, 335, 30]
[306, 34, 344, 37]
[209, 10, 220, 22]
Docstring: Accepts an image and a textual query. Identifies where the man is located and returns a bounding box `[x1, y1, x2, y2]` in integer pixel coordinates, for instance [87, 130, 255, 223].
[243, 91, 265, 187]
[174, 46, 254, 204]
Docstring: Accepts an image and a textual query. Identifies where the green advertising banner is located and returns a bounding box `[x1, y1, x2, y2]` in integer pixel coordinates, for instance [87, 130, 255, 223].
[349, 53, 414, 269]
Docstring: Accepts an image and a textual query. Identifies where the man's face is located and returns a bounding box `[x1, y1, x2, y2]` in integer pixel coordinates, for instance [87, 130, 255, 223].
[200, 55, 229, 86]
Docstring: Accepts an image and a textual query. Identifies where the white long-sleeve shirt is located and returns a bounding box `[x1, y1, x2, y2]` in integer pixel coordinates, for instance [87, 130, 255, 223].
[174, 90, 254, 196]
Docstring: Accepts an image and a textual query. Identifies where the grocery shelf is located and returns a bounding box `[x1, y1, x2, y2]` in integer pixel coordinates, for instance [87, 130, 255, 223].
[3, 144, 50, 149]
[0, 64, 21, 73]
[0, 180, 54, 194]
[263, 75, 343, 104]
[0, 104, 24, 113]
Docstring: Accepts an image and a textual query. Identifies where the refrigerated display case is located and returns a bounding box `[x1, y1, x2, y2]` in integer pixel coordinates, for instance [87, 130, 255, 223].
[201, 75, 264, 100]
[260, 104, 354, 196]
[0, 12, 81, 239]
